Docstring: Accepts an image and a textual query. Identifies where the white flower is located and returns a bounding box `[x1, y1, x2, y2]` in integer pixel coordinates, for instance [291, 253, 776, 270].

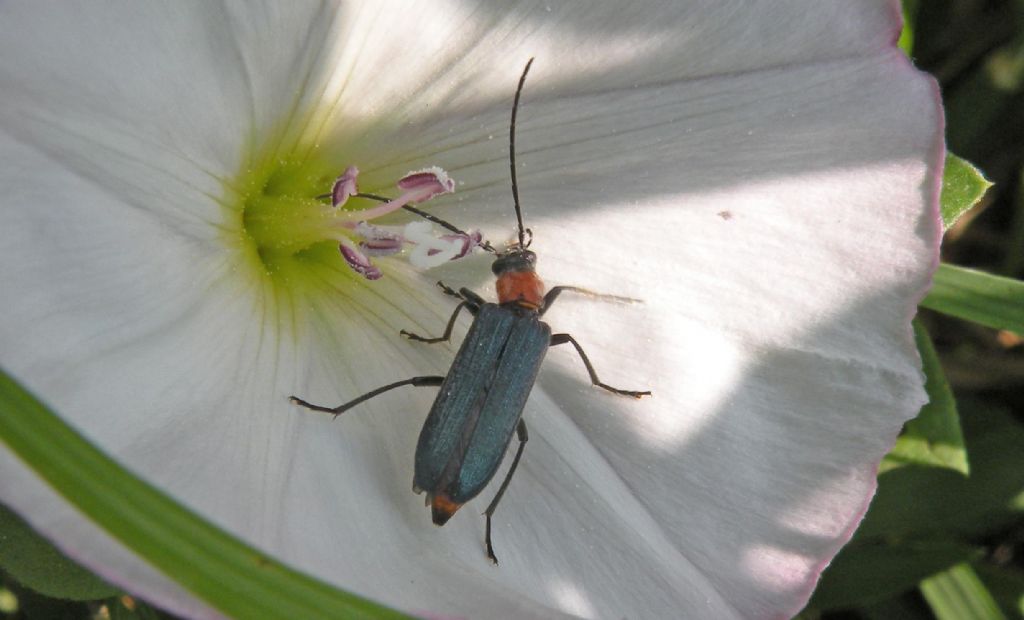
[0, 2, 942, 618]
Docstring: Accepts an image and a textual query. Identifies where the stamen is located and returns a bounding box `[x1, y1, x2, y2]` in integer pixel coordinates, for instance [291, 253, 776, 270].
[315, 165, 473, 278]
[331, 165, 360, 207]
[339, 240, 383, 280]
[404, 221, 463, 268]
[443, 230, 483, 259]
[396, 166, 455, 200]
[355, 222, 404, 256]
[335, 167, 456, 226]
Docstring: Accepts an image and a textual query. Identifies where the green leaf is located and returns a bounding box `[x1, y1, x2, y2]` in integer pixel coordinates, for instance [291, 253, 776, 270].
[808, 539, 980, 610]
[1012, 487, 1024, 512]
[941, 154, 992, 230]
[106, 595, 167, 620]
[898, 0, 919, 56]
[0, 503, 118, 600]
[921, 563, 1007, 620]
[0, 368, 409, 620]
[862, 595, 935, 620]
[974, 563, 1024, 620]
[859, 403, 1024, 541]
[921, 263, 1024, 335]
[0, 579, 91, 619]
[0, 587, 16, 615]
[808, 403, 1024, 613]
[880, 320, 968, 474]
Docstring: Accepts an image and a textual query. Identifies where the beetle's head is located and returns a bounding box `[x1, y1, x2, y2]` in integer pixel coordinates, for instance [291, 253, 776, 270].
[493, 247, 544, 307]
[491, 247, 536, 276]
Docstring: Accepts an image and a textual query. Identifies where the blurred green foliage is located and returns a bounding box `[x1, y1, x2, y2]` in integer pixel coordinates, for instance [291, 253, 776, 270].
[879, 321, 967, 476]
[0, 369, 409, 620]
[0, 504, 117, 602]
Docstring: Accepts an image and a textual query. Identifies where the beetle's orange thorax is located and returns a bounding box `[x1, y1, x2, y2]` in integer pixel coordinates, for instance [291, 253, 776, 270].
[496, 270, 545, 309]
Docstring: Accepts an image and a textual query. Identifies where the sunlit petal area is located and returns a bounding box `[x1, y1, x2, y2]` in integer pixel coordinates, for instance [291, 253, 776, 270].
[0, 1, 942, 618]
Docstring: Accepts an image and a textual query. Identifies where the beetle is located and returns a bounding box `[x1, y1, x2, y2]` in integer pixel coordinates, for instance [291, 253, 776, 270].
[290, 58, 651, 563]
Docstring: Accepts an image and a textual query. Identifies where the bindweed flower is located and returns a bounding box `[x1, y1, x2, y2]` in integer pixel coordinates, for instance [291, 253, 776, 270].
[0, 2, 942, 619]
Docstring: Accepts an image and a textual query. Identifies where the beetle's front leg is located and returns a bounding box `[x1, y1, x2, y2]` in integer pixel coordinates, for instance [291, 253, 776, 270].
[434, 281, 485, 309]
[290, 375, 445, 417]
[401, 301, 472, 344]
[435, 280, 464, 301]
[400, 283, 485, 343]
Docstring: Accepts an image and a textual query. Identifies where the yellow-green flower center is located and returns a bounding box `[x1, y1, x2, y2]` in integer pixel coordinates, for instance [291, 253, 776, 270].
[225, 136, 382, 295]
[220, 125, 466, 342]
[241, 157, 337, 257]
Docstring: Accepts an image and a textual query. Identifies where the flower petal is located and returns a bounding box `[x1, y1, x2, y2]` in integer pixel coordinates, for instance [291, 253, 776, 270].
[427, 57, 938, 620]
[0, 2, 345, 233]
[0, 2, 942, 619]
[317, 0, 902, 126]
[336, 26, 942, 620]
[0, 130, 266, 618]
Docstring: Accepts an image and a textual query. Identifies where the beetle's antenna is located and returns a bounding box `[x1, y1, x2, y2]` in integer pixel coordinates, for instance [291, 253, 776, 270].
[509, 58, 534, 249]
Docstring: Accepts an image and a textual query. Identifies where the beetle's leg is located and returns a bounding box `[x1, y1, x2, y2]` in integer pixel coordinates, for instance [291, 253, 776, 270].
[550, 333, 652, 398]
[540, 285, 640, 316]
[483, 418, 528, 565]
[289, 375, 445, 417]
[436, 280, 464, 300]
[435, 281, 484, 312]
[457, 287, 486, 309]
[402, 283, 485, 341]
[401, 301, 471, 344]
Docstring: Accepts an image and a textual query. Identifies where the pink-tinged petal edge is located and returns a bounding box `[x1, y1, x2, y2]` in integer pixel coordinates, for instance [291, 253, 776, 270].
[782, 8, 947, 616]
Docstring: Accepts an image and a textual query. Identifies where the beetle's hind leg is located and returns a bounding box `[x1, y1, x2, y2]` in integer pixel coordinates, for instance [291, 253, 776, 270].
[483, 418, 528, 565]
[551, 333, 652, 398]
